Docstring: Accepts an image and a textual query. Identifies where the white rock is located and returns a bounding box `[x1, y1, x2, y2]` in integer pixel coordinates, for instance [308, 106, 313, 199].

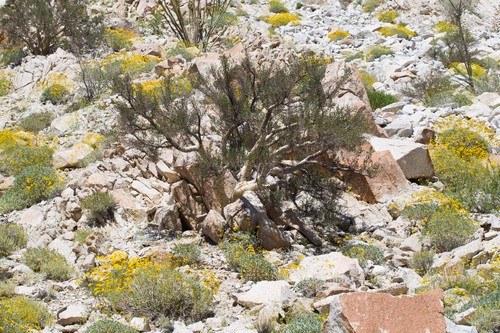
[57, 304, 88, 325]
[131, 180, 161, 201]
[234, 281, 296, 308]
[53, 143, 94, 169]
[130, 317, 151, 332]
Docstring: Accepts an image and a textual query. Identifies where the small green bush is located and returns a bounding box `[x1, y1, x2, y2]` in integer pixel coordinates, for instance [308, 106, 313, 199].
[40, 83, 69, 104]
[362, 0, 383, 13]
[1, 145, 53, 175]
[410, 250, 434, 276]
[366, 45, 394, 59]
[172, 243, 201, 266]
[0, 279, 16, 297]
[80, 192, 116, 224]
[104, 27, 137, 52]
[165, 46, 196, 62]
[18, 112, 55, 133]
[366, 89, 399, 110]
[295, 3, 303, 9]
[269, 0, 288, 13]
[0, 166, 64, 213]
[0, 72, 12, 96]
[0, 296, 53, 333]
[340, 243, 385, 266]
[1, 47, 27, 67]
[378, 25, 416, 39]
[22, 247, 73, 281]
[282, 313, 323, 333]
[75, 228, 94, 244]
[0, 223, 27, 257]
[345, 51, 364, 62]
[87, 319, 139, 333]
[468, 289, 500, 333]
[293, 278, 324, 298]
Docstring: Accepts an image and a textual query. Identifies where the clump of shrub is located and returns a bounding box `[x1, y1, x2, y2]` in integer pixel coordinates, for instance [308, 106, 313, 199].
[221, 233, 277, 282]
[366, 89, 399, 110]
[0, 296, 53, 333]
[0, 279, 16, 297]
[265, 13, 300, 27]
[87, 319, 139, 333]
[434, 21, 459, 35]
[376, 10, 397, 23]
[345, 51, 364, 62]
[23, 247, 73, 281]
[269, 0, 288, 13]
[75, 228, 94, 244]
[166, 46, 196, 62]
[362, 0, 383, 13]
[18, 112, 55, 133]
[105, 27, 138, 52]
[430, 115, 500, 213]
[293, 278, 324, 298]
[40, 83, 70, 104]
[0, 223, 27, 257]
[378, 25, 416, 39]
[85, 251, 213, 322]
[172, 243, 201, 266]
[282, 313, 323, 333]
[410, 250, 435, 276]
[327, 30, 350, 42]
[1, 47, 27, 67]
[1, 145, 53, 175]
[80, 192, 116, 224]
[0, 71, 13, 96]
[403, 190, 477, 252]
[365, 45, 393, 60]
[468, 289, 500, 333]
[340, 243, 385, 266]
[449, 62, 486, 80]
[101, 52, 161, 76]
[0, 166, 64, 213]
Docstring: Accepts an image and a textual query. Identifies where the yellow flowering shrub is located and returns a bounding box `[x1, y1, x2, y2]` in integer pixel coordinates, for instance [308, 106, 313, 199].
[376, 10, 398, 23]
[101, 52, 161, 75]
[434, 21, 459, 34]
[0, 129, 38, 149]
[40, 83, 69, 104]
[328, 30, 350, 42]
[0, 71, 12, 96]
[105, 27, 138, 52]
[378, 24, 416, 39]
[0, 296, 53, 333]
[266, 13, 300, 27]
[449, 62, 486, 79]
[82, 132, 105, 149]
[340, 243, 385, 266]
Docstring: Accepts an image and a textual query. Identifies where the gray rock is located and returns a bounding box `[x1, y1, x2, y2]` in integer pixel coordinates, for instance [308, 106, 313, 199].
[57, 304, 88, 325]
[445, 318, 478, 333]
[154, 205, 182, 232]
[234, 281, 296, 308]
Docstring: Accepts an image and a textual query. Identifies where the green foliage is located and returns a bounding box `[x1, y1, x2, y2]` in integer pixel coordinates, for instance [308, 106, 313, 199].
[340, 243, 385, 266]
[410, 250, 434, 276]
[1, 47, 27, 67]
[281, 313, 323, 333]
[0, 296, 53, 332]
[293, 278, 324, 298]
[165, 46, 196, 62]
[18, 112, 55, 133]
[295, 3, 304, 9]
[74, 228, 94, 244]
[345, 51, 364, 62]
[1, 145, 53, 175]
[87, 320, 139, 333]
[0, 223, 27, 257]
[80, 192, 116, 224]
[221, 233, 277, 282]
[468, 289, 500, 333]
[23, 247, 73, 281]
[40, 83, 69, 104]
[0, 279, 16, 297]
[366, 45, 394, 60]
[0, 72, 12, 96]
[376, 10, 398, 23]
[366, 89, 398, 110]
[0, 0, 104, 55]
[269, 0, 288, 13]
[172, 243, 202, 266]
[362, 0, 383, 12]
[104, 27, 137, 52]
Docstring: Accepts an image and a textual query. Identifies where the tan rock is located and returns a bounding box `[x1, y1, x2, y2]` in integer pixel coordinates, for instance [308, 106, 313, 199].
[171, 180, 207, 230]
[200, 210, 227, 243]
[53, 143, 94, 169]
[324, 290, 445, 333]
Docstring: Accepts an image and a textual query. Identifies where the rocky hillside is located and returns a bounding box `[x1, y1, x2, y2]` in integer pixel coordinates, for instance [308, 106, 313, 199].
[0, 0, 499, 332]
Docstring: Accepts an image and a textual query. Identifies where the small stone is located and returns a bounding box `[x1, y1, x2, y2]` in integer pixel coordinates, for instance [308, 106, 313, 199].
[57, 304, 88, 325]
[130, 317, 150, 332]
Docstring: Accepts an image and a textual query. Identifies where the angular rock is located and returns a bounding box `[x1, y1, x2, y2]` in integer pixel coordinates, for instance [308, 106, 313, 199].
[49, 238, 77, 264]
[154, 205, 182, 232]
[324, 290, 445, 333]
[156, 161, 182, 183]
[234, 281, 296, 308]
[200, 210, 228, 244]
[171, 180, 207, 230]
[445, 317, 478, 333]
[131, 179, 161, 202]
[130, 317, 151, 332]
[223, 191, 267, 232]
[57, 304, 88, 325]
[53, 143, 94, 169]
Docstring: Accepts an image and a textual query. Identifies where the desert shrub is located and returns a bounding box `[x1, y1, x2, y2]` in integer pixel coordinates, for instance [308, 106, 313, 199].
[0, 279, 16, 297]
[282, 313, 323, 333]
[172, 243, 201, 266]
[430, 116, 500, 213]
[166, 46, 196, 62]
[80, 192, 116, 224]
[0, 223, 28, 257]
[403, 190, 476, 252]
[105, 27, 138, 52]
[23, 247, 73, 281]
[293, 278, 324, 298]
[345, 51, 364, 62]
[400, 72, 456, 105]
[1, 47, 27, 67]
[269, 0, 288, 13]
[0, 166, 64, 213]
[221, 233, 277, 282]
[40, 83, 70, 104]
[376, 10, 398, 23]
[450, 62, 486, 80]
[362, 0, 383, 12]
[340, 243, 384, 266]
[87, 319, 139, 333]
[0, 0, 103, 55]
[266, 13, 300, 27]
[434, 21, 459, 34]
[101, 52, 160, 76]
[366, 89, 398, 110]
[1, 145, 53, 175]
[410, 250, 435, 276]
[474, 70, 500, 94]
[0, 296, 53, 333]
[75, 228, 94, 244]
[85, 251, 213, 322]
[328, 30, 350, 42]
[0, 71, 12, 96]
[378, 25, 416, 39]
[366, 45, 393, 60]
[18, 112, 55, 133]
[468, 289, 500, 333]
